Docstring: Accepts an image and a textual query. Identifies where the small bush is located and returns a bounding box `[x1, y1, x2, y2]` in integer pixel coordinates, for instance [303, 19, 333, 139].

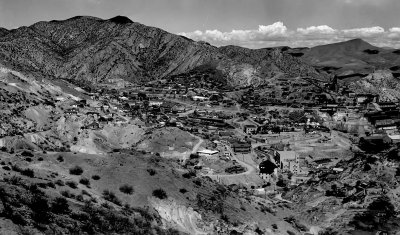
[182, 170, 196, 179]
[25, 157, 32, 162]
[21, 168, 35, 178]
[55, 179, 65, 186]
[79, 178, 90, 187]
[12, 164, 22, 172]
[179, 188, 188, 194]
[193, 179, 202, 186]
[47, 181, 56, 188]
[38, 157, 44, 161]
[57, 156, 64, 162]
[61, 190, 75, 198]
[147, 168, 156, 176]
[92, 175, 101, 180]
[52, 197, 71, 214]
[21, 151, 34, 157]
[69, 166, 83, 175]
[102, 190, 122, 206]
[76, 194, 84, 202]
[37, 183, 48, 189]
[152, 188, 167, 199]
[2, 166, 10, 171]
[66, 180, 78, 189]
[119, 184, 134, 195]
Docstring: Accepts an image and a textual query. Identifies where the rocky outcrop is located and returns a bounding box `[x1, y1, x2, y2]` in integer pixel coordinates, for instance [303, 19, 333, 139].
[150, 198, 214, 235]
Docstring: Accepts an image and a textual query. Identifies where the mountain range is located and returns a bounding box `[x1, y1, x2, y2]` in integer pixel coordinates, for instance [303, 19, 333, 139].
[0, 15, 399, 88]
[0, 16, 324, 88]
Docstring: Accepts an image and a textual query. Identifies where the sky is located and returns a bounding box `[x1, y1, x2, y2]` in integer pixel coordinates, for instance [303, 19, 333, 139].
[0, 0, 400, 48]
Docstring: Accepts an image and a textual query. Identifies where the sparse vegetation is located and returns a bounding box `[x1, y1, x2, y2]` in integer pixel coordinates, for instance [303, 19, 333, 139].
[69, 166, 83, 175]
[92, 175, 101, 180]
[79, 177, 91, 187]
[66, 180, 78, 189]
[147, 168, 157, 176]
[152, 188, 167, 199]
[119, 184, 134, 194]
[21, 168, 35, 178]
[102, 190, 122, 206]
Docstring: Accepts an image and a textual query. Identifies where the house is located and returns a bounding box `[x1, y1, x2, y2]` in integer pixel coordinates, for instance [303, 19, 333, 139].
[65, 108, 78, 115]
[192, 96, 208, 101]
[231, 141, 252, 153]
[275, 151, 300, 174]
[149, 100, 163, 106]
[197, 149, 219, 160]
[244, 124, 257, 134]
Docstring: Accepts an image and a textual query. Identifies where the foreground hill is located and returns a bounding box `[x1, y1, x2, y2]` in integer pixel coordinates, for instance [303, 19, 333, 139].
[298, 39, 400, 76]
[0, 16, 323, 87]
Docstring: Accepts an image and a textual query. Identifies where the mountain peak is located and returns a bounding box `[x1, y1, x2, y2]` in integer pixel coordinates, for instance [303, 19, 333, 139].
[108, 16, 133, 24]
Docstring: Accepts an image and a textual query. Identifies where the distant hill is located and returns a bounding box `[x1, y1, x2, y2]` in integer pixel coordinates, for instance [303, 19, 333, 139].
[0, 16, 323, 87]
[298, 39, 400, 76]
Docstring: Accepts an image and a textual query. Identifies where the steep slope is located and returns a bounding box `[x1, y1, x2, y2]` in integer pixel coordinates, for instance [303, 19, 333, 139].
[0, 28, 8, 37]
[219, 45, 324, 82]
[300, 39, 400, 75]
[0, 16, 323, 87]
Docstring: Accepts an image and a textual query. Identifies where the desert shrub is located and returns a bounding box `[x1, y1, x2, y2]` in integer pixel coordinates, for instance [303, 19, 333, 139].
[69, 166, 83, 175]
[11, 164, 22, 172]
[25, 157, 32, 162]
[37, 182, 48, 189]
[47, 181, 56, 188]
[182, 170, 196, 179]
[76, 194, 84, 202]
[7, 176, 22, 185]
[147, 168, 156, 176]
[52, 197, 71, 214]
[92, 175, 101, 180]
[57, 156, 64, 162]
[152, 188, 167, 199]
[21, 151, 33, 157]
[272, 224, 278, 229]
[66, 180, 78, 189]
[193, 179, 202, 186]
[179, 188, 188, 194]
[55, 179, 65, 186]
[79, 177, 91, 187]
[81, 190, 90, 196]
[61, 190, 75, 198]
[2, 166, 10, 171]
[38, 157, 44, 161]
[21, 168, 35, 178]
[119, 184, 134, 195]
[102, 190, 122, 206]
[189, 153, 200, 159]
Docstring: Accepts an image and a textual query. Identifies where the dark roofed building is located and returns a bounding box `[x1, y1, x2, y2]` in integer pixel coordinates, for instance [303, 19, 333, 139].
[231, 141, 251, 153]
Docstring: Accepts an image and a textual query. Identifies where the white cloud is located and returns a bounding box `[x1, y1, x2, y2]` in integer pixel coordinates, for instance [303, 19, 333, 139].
[180, 23, 400, 49]
[342, 26, 384, 38]
[297, 25, 336, 35]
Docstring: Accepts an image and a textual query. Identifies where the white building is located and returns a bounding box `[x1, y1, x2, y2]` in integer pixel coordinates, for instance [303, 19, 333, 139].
[197, 149, 219, 160]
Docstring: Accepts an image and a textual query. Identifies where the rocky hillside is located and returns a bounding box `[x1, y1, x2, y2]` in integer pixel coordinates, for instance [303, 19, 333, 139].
[0, 16, 323, 87]
[297, 39, 400, 76]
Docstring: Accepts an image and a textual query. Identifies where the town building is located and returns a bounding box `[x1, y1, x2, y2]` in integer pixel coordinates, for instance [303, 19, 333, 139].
[244, 124, 257, 134]
[231, 141, 252, 153]
[197, 149, 219, 160]
[275, 151, 300, 174]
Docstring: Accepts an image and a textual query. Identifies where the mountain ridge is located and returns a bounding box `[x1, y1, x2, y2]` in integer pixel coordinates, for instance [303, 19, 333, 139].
[0, 15, 324, 87]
